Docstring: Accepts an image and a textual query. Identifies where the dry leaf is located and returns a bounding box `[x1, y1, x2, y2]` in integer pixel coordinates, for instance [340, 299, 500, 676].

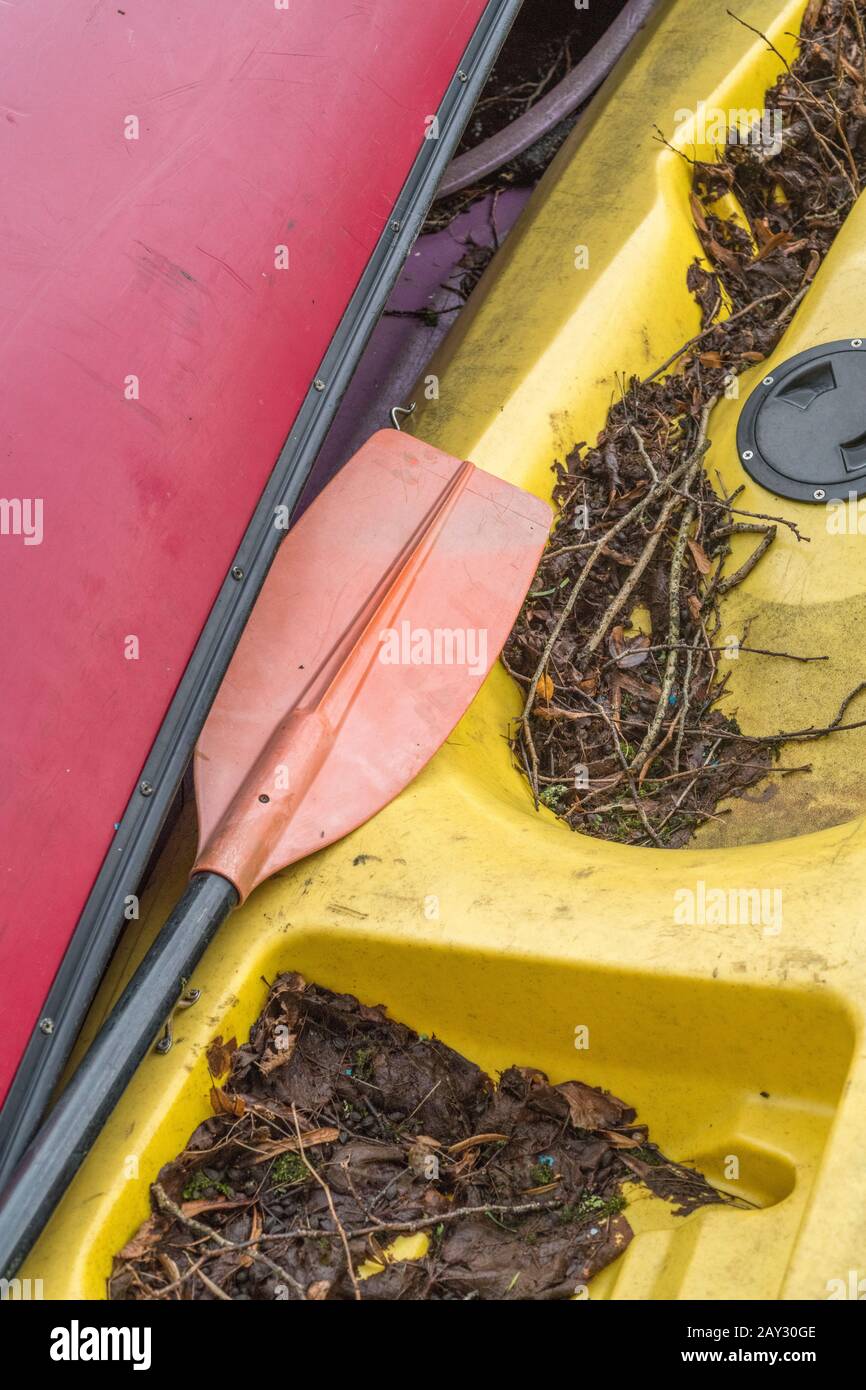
[210, 1085, 245, 1118]
[537, 673, 555, 702]
[687, 538, 712, 575]
[447, 1132, 508, 1155]
[307, 1281, 331, 1300]
[407, 1134, 442, 1177]
[410, 1134, 441, 1149]
[753, 229, 792, 262]
[753, 216, 774, 248]
[556, 1079, 634, 1131]
[687, 594, 703, 622]
[616, 671, 661, 702]
[803, 0, 823, 27]
[117, 1215, 165, 1263]
[707, 237, 740, 272]
[269, 971, 307, 999]
[258, 1032, 297, 1074]
[689, 191, 708, 234]
[247, 1126, 340, 1164]
[206, 1035, 237, 1079]
[157, 1251, 180, 1284]
[238, 1205, 263, 1268]
[601, 544, 636, 566]
[181, 1196, 251, 1218]
[599, 1128, 649, 1149]
[608, 630, 651, 669]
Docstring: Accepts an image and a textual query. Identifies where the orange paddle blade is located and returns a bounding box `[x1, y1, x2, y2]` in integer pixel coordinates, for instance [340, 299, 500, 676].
[193, 431, 551, 900]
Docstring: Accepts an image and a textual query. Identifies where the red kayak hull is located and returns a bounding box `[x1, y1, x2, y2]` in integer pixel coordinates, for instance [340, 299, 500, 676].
[0, 1, 502, 1114]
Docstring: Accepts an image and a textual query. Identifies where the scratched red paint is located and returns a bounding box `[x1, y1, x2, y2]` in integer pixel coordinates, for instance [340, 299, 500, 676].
[0, 0, 487, 1103]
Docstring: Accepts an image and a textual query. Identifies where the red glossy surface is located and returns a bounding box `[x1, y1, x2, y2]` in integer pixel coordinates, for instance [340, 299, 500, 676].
[0, 0, 487, 1103]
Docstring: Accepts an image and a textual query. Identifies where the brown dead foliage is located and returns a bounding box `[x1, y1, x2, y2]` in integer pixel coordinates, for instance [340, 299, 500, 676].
[504, 0, 866, 846]
[109, 974, 734, 1301]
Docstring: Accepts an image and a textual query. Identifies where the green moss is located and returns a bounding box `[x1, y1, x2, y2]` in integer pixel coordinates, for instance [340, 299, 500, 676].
[352, 1045, 375, 1082]
[271, 1152, 309, 1188]
[530, 1161, 557, 1186]
[632, 1145, 665, 1166]
[559, 1191, 626, 1224]
[539, 785, 569, 809]
[182, 1169, 232, 1201]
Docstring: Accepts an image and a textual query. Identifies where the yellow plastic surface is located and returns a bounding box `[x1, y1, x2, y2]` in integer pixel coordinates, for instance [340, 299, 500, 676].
[23, 0, 866, 1301]
[358, 1234, 429, 1281]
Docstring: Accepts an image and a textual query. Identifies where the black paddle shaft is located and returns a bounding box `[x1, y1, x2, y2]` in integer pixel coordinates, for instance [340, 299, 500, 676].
[0, 870, 237, 1278]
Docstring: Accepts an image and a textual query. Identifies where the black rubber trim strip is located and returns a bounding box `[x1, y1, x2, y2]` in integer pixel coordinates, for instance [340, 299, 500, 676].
[0, 0, 523, 1187]
[0, 872, 239, 1279]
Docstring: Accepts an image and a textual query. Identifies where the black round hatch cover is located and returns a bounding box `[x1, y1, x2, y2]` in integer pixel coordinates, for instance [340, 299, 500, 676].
[737, 338, 866, 503]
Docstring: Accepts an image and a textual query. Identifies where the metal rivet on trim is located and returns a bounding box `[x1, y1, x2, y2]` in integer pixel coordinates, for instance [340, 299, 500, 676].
[258, 794, 270, 804]
[314, 378, 326, 392]
[457, 69, 469, 82]
[852, 339, 863, 348]
[231, 566, 244, 581]
[139, 781, 154, 797]
[763, 376, 773, 385]
[390, 220, 401, 232]
[814, 488, 826, 500]
[742, 450, 754, 461]
[39, 1018, 55, 1036]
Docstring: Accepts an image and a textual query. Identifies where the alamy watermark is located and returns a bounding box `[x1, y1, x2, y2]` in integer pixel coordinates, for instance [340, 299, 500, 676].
[0, 1276, 43, 1300]
[378, 621, 488, 677]
[826, 492, 866, 533]
[673, 103, 783, 157]
[0, 497, 43, 545]
[826, 1269, 866, 1299]
[674, 879, 783, 935]
[49, 1320, 151, 1369]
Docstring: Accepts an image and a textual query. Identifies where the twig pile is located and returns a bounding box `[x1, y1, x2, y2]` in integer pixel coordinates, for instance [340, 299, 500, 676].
[504, 0, 866, 847]
[109, 974, 735, 1301]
